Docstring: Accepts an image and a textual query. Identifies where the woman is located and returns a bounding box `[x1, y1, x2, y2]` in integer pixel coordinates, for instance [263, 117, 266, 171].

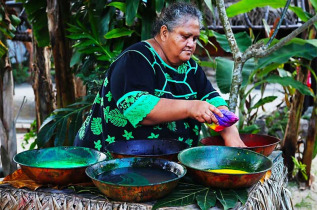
[74, 2, 245, 151]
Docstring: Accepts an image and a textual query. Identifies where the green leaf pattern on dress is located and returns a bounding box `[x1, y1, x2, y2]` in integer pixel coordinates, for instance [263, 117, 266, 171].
[122, 130, 134, 140]
[94, 140, 102, 151]
[103, 106, 110, 123]
[154, 90, 164, 97]
[93, 93, 101, 104]
[106, 91, 112, 102]
[106, 135, 115, 144]
[193, 125, 199, 136]
[185, 138, 193, 146]
[167, 122, 177, 132]
[178, 137, 184, 141]
[154, 125, 162, 130]
[104, 77, 108, 87]
[165, 73, 172, 80]
[184, 122, 190, 129]
[148, 133, 159, 139]
[177, 63, 188, 74]
[91, 117, 102, 135]
[118, 92, 148, 111]
[78, 115, 91, 140]
[109, 109, 128, 127]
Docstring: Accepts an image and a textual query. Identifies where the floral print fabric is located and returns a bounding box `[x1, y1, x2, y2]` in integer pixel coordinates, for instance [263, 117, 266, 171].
[73, 42, 227, 152]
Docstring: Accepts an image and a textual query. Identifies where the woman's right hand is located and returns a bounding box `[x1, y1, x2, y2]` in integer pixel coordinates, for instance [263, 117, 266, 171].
[187, 100, 223, 124]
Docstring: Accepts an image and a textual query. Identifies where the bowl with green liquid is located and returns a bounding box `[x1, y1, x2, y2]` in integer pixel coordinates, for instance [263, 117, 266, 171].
[178, 146, 272, 188]
[14, 146, 109, 185]
[86, 157, 186, 202]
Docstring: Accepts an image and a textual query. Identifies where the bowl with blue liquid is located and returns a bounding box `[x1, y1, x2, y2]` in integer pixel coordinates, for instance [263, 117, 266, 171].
[85, 157, 186, 202]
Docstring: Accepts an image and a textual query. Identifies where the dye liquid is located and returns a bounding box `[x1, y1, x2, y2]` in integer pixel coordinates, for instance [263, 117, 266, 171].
[207, 169, 248, 174]
[96, 167, 177, 186]
[34, 160, 87, 168]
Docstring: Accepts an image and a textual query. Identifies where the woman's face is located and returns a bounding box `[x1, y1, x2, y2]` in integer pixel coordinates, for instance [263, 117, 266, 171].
[163, 18, 200, 67]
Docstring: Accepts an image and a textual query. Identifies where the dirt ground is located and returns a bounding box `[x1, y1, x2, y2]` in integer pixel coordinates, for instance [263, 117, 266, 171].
[288, 157, 317, 209]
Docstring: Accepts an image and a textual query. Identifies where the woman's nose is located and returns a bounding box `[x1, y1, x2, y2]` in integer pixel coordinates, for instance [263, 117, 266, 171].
[187, 38, 196, 47]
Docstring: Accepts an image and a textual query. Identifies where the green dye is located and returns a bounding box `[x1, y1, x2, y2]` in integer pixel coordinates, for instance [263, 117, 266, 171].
[96, 167, 177, 186]
[34, 160, 87, 168]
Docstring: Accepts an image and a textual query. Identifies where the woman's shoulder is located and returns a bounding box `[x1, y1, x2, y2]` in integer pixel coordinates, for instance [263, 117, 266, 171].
[122, 41, 152, 57]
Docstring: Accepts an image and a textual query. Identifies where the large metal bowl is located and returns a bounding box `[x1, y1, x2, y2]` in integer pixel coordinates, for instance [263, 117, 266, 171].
[200, 134, 280, 156]
[105, 139, 189, 161]
[178, 146, 272, 189]
[86, 157, 186, 202]
[13, 146, 109, 185]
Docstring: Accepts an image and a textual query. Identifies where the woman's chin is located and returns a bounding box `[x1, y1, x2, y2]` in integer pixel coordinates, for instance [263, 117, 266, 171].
[180, 56, 191, 63]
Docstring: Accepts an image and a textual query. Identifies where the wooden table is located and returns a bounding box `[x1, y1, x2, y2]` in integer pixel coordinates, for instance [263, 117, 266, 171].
[0, 151, 292, 210]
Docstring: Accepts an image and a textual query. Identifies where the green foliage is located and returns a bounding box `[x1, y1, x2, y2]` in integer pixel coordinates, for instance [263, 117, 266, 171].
[212, 31, 252, 53]
[226, 0, 287, 18]
[295, 194, 316, 208]
[18, 0, 49, 47]
[215, 38, 316, 129]
[12, 65, 29, 84]
[152, 181, 248, 210]
[313, 135, 317, 159]
[292, 156, 308, 180]
[257, 43, 317, 70]
[265, 107, 289, 138]
[0, 3, 22, 57]
[21, 120, 37, 150]
[239, 125, 260, 134]
[0, 40, 7, 58]
[36, 97, 93, 147]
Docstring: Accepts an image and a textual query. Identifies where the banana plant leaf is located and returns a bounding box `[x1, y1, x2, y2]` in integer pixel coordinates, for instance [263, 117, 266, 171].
[152, 181, 248, 210]
[196, 189, 217, 210]
[257, 43, 317, 69]
[212, 31, 252, 53]
[155, 0, 164, 12]
[241, 125, 261, 134]
[216, 189, 238, 210]
[107, 2, 126, 12]
[311, 0, 317, 10]
[225, 0, 317, 28]
[37, 99, 92, 148]
[126, 0, 140, 26]
[264, 75, 314, 97]
[215, 57, 256, 94]
[252, 96, 278, 109]
[226, 0, 289, 18]
[19, 0, 49, 47]
[0, 40, 8, 58]
[104, 28, 134, 39]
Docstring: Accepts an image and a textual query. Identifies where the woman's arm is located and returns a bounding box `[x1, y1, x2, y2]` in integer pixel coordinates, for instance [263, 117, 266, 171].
[140, 98, 223, 125]
[217, 106, 246, 147]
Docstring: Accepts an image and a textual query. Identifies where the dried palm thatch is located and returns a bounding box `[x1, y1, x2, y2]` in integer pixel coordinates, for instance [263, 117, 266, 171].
[0, 186, 152, 210]
[240, 153, 293, 210]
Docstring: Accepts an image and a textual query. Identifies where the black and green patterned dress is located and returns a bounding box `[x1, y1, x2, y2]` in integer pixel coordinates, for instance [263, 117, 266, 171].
[73, 41, 227, 152]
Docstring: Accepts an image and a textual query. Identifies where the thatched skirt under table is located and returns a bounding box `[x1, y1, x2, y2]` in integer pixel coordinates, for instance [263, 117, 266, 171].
[0, 151, 292, 210]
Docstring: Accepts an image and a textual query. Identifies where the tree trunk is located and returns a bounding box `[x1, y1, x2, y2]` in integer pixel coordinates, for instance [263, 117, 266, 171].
[31, 44, 55, 131]
[46, 0, 75, 108]
[301, 58, 317, 185]
[0, 55, 17, 176]
[282, 63, 309, 177]
[301, 94, 317, 184]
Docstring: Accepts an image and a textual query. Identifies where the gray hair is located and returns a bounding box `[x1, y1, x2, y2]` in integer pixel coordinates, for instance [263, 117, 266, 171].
[152, 2, 202, 36]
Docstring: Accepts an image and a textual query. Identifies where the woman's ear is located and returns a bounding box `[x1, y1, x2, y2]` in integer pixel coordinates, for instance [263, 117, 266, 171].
[160, 25, 168, 42]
